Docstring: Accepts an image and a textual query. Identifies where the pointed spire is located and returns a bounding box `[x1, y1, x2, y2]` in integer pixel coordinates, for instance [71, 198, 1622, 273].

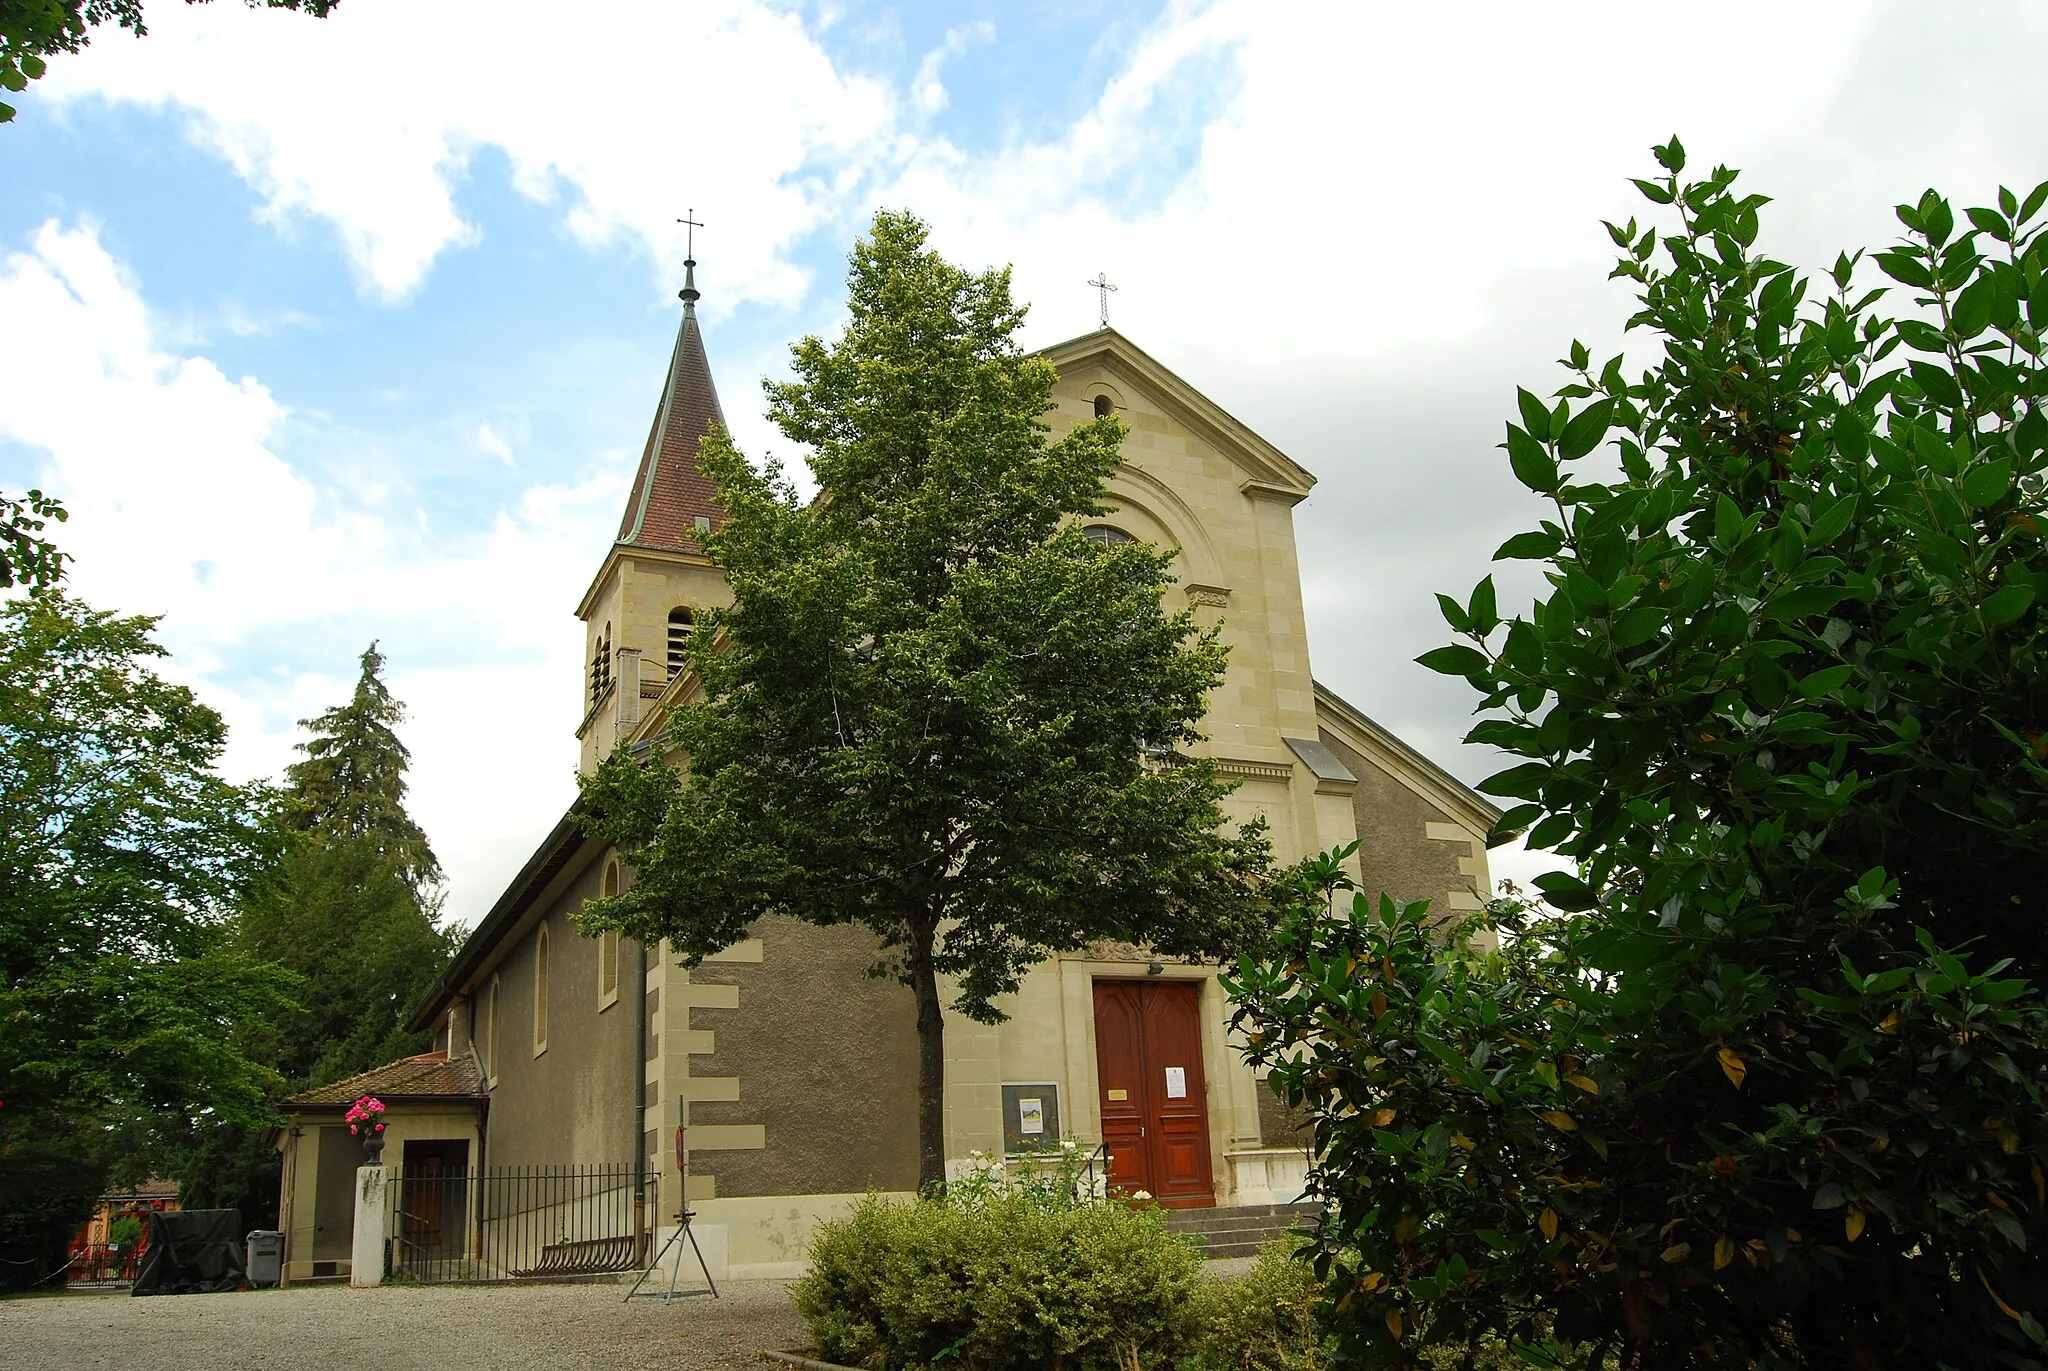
[616, 258, 725, 553]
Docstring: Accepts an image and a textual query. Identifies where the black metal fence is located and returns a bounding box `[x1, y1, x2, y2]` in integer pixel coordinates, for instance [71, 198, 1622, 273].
[65, 1242, 141, 1286]
[386, 1164, 653, 1283]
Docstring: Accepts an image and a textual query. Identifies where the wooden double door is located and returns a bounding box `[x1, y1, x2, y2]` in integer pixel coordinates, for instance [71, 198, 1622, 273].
[1093, 980, 1215, 1208]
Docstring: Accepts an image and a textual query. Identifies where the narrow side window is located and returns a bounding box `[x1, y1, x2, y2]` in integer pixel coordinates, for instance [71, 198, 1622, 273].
[598, 860, 621, 1007]
[533, 925, 550, 1055]
[484, 977, 502, 1082]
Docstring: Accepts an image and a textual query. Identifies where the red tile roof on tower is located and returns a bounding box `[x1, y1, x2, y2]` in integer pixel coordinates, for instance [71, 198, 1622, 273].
[616, 259, 726, 555]
[286, 1051, 484, 1106]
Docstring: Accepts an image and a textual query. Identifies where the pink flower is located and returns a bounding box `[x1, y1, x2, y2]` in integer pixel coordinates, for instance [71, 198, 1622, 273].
[344, 1094, 389, 1127]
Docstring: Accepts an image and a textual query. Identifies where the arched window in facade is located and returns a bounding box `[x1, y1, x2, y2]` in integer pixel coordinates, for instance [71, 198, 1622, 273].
[1081, 524, 1136, 546]
[667, 608, 694, 678]
[1092, 393, 1116, 418]
[598, 860, 621, 1007]
[533, 924, 550, 1055]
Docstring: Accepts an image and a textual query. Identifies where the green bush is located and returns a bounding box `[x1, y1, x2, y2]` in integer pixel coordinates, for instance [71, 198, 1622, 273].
[1185, 1240, 1330, 1371]
[1185, 1241, 1525, 1371]
[794, 1183, 1203, 1371]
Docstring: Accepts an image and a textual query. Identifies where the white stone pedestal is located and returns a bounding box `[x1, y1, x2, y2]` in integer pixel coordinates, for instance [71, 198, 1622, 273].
[351, 1164, 388, 1287]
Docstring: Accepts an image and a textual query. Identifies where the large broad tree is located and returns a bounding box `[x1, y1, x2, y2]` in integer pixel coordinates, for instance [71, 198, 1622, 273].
[0, 486, 65, 590]
[580, 210, 1273, 1189]
[1230, 147, 2048, 1368]
[0, 0, 337, 123]
[0, 591, 289, 1288]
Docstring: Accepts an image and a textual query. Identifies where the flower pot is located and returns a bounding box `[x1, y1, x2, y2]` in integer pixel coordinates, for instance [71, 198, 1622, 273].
[362, 1125, 386, 1164]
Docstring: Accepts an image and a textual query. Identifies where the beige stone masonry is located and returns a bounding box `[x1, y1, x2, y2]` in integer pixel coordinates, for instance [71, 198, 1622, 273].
[686, 1124, 767, 1151]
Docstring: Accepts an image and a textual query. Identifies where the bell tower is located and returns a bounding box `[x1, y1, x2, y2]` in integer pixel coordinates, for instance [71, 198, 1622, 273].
[574, 255, 733, 772]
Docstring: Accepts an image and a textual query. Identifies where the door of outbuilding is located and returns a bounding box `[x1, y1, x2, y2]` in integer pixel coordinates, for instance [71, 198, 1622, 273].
[1092, 980, 1214, 1207]
[398, 1140, 470, 1251]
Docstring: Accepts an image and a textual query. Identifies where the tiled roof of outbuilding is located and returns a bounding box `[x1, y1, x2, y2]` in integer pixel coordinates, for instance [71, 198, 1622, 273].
[286, 1051, 484, 1106]
[616, 260, 726, 555]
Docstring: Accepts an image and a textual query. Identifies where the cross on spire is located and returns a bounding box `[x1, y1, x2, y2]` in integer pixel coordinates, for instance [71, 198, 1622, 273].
[1087, 272, 1117, 329]
[677, 209, 705, 306]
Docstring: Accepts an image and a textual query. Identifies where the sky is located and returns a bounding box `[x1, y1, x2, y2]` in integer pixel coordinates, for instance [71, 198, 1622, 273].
[3, 0, 2046, 927]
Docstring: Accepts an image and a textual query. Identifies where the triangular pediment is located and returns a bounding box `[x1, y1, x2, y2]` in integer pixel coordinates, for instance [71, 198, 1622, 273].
[1035, 328, 1316, 500]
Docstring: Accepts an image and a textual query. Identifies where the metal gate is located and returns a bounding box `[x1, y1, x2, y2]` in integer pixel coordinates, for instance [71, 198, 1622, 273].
[387, 1164, 653, 1283]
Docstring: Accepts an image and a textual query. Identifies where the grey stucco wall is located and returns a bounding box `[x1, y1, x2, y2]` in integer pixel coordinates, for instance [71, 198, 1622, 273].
[1319, 728, 1472, 917]
[687, 915, 920, 1197]
[476, 858, 642, 1170]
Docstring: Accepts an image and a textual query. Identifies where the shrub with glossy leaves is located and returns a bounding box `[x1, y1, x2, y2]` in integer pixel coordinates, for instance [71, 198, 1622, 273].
[1230, 144, 2048, 1369]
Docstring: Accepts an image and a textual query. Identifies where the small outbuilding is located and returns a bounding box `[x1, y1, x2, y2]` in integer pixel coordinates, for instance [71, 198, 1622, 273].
[275, 1051, 486, 1283]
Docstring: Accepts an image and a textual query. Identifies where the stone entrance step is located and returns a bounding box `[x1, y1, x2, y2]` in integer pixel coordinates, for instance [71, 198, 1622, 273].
[1162, 1202, 1320, 1260]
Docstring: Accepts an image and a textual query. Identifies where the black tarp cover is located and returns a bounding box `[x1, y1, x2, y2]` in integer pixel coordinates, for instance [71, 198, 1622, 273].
[131, 1210, 248, 1296]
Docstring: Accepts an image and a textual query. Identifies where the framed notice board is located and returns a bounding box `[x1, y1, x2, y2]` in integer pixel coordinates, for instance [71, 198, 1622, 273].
[1001, 1083, 1061, 1154]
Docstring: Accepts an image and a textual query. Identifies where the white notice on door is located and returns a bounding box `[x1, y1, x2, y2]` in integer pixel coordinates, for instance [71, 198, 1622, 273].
[1019, 1098, 1045, 1134]
[1164, 1066, 1187, 1099]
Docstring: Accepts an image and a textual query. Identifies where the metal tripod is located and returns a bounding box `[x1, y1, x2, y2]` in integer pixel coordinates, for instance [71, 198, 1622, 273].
[624, 1209, 718, 1302]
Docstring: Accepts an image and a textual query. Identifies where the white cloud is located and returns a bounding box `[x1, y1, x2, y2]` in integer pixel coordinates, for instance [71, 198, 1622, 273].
[18, 0, 2048, 918]
[911, 20, 995, 117]
[475, 421, 514, 467]
[43, 0, 897, 305]
[857, 0, 2048, 899]
[0, 220, 622, 925]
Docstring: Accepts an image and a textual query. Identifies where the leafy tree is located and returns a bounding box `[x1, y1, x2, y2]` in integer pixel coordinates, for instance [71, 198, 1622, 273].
[0, 591, 289, 1289]
[0, 486, 65, 590]
[0, 0, 337, 124]
[1229, 147, 2048, 1368]
[580, 210, 1272, 1189]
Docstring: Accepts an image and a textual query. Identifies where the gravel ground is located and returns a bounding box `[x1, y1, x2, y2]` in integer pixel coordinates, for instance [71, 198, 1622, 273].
[0, 1278, 806, 1371]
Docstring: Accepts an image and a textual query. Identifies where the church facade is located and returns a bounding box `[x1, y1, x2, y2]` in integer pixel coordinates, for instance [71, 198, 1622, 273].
[282, 265, 1499, 1283]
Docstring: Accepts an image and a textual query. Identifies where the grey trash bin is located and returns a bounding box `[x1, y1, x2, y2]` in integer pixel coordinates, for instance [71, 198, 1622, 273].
[246, 1230, 284, 1287]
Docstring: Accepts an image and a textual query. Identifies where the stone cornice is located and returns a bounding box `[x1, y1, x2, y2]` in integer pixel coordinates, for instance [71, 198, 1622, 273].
[1213, 756, 1294, 784]
[1239, 478, 1308, 507]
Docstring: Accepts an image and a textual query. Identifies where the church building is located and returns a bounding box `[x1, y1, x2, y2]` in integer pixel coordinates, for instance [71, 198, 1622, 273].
[274, 258, 1501, 1284]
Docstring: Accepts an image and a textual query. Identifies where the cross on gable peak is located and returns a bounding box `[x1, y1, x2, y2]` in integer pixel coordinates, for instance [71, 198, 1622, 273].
[1086, 271, 1117, 329]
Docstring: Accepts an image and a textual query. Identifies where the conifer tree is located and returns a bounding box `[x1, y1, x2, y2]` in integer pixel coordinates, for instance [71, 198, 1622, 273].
[187, 644, 455, 1225]
[282, 641, 440, 891]
[247, 642, 452, 1084]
